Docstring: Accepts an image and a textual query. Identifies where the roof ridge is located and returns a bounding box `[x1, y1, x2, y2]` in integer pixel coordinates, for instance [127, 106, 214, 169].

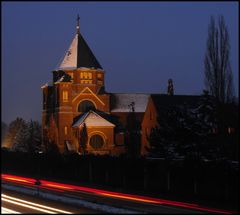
[72, 110, 116, 127]
[72, 111, 89, 127]
[89, 110, 111, 121]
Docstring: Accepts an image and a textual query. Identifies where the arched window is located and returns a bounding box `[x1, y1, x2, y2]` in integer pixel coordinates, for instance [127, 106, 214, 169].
[63, 91, 68, 102]
[78, 100, 96, 112]
[89, 134, 104, 149]
[64, 126, 68, 135]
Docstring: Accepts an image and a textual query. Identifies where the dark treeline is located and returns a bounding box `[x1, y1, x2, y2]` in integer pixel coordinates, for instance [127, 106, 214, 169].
[1, 118, 42, 152]
[2, 149, 238, 210]
[146, 91, 239, 162]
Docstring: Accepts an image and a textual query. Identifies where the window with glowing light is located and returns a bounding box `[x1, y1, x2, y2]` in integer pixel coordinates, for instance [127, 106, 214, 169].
[64, 126, 68, 135]
[80, 72, 92, 79]
[80, 80, 93, 84]
[63, 91, 68, 102]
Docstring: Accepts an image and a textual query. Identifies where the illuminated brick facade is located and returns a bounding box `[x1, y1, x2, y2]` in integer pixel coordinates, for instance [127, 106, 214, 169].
[41, 18, 146, 155]
[41, 18, 201, 156]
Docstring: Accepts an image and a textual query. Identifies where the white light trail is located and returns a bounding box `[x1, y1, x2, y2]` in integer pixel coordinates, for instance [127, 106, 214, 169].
[1, 207, 21, 214]
[2, 194, 72, 214]
[2, 198, 56, 214]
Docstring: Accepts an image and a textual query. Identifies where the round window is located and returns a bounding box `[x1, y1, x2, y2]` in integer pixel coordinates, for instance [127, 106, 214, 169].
[89, 134, 104, 149]
[78, 100, 96, 112]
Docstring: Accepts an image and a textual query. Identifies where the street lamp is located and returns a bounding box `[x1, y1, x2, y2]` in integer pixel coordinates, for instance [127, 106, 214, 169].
[35, 151, 43, 195]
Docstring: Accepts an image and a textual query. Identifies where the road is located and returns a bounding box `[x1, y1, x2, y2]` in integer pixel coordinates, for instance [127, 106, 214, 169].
[2, 189, 101, 214]
[2, 174, 236, 214]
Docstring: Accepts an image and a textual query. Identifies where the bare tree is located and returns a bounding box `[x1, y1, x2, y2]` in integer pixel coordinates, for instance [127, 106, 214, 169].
[204, 15, 234, 103]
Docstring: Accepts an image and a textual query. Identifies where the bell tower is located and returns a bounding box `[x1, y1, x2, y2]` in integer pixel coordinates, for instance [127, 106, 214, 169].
[42, 15, 110, 153]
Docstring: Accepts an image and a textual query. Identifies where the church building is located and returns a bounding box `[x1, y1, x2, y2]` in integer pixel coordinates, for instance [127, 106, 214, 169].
[41, 17, 201, 156]
[41, 16, 150, 155]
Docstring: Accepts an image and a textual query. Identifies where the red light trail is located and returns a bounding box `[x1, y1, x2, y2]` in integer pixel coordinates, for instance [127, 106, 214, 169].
[2, 174, 237, 214]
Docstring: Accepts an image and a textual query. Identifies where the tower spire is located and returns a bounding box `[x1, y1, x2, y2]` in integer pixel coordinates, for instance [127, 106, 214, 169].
[76, 14, 80, 34]
[58, 15, 103, 70]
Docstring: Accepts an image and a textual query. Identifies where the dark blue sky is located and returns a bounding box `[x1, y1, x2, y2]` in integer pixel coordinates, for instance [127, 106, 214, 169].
[2, 2, 239, 124]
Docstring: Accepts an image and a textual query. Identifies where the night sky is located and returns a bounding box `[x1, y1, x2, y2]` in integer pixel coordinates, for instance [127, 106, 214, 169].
[2, 2, 238, 124]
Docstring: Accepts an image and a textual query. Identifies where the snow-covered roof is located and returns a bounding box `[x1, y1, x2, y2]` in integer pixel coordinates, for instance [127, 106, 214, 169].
[56, 76, 65, 83]
[72, 111, 115, 128]
[110, 93, 150, 112]
[76, 67, 103, 71]
[59, 34, 78, 70]
[57, 26, 102, 70]
[72, 112, 89, 127]
[54, 73, 72, 83]
[41, 82, 53, 88]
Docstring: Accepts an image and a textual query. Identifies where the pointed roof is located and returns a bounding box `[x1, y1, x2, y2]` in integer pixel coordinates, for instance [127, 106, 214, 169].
[72, 111, 115, 128]
[58, 16, 102, 70]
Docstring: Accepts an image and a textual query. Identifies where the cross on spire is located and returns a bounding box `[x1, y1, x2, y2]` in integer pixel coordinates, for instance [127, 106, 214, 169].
[76, 14, 80, 34]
